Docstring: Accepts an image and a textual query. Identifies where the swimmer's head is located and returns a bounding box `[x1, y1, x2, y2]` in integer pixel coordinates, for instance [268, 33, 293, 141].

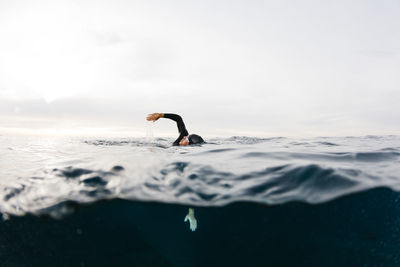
[188, 134, 204, 145]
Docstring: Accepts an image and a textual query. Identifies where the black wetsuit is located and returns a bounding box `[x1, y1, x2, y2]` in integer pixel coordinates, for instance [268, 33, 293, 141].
[163, 113, 204, 146]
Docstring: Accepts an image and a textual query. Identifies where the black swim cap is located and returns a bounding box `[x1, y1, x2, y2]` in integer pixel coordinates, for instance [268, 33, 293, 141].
[188, 134, 204, 145]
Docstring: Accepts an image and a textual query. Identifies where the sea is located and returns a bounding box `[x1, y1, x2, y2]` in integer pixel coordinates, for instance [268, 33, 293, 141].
[0, 135, 399, 266]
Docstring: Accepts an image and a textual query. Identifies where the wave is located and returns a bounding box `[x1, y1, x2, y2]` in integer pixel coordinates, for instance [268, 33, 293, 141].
[0, 136, 399, 218]
[142, 161, 383, 205]
[241, 151, 400, 162]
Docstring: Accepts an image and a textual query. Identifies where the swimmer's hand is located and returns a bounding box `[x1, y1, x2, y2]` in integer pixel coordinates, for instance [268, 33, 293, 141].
[184, 208, 197, 231]
[179, 136, 189, 146]
[146, 113, 164, 122]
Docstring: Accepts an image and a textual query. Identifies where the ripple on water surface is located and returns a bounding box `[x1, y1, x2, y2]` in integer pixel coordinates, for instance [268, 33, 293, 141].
[0, 135, 399, 217]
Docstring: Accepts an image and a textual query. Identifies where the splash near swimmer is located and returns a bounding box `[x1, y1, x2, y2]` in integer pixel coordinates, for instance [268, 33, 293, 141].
[145, 121, 154, 141]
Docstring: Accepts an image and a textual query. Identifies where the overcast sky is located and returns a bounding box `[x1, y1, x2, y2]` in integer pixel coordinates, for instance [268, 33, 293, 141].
[0, 0, 399, 137]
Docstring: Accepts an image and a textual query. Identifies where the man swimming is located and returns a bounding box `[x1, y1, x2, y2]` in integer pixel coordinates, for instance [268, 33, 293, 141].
[146, 113, 201, 231]
[146, 113, 204, 146]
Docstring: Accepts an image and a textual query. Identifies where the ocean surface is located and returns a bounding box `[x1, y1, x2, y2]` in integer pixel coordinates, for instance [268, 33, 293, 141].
[0, 135, 400, 266]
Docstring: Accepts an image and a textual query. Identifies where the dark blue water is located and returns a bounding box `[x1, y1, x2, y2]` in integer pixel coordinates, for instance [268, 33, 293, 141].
[0, 135, 400, 266]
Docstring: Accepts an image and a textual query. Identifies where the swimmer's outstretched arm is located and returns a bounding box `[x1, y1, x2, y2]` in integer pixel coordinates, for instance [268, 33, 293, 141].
[184, 208, 197, 231]
[147, 113, 189, 145]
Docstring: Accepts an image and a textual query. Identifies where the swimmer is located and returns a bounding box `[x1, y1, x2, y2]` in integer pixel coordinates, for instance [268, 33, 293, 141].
[146, 113, 205, 146]
[146, 113, 202, 231]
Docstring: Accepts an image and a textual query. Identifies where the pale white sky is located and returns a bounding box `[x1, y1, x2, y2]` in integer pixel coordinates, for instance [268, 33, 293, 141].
[0, 0, 399, 137]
